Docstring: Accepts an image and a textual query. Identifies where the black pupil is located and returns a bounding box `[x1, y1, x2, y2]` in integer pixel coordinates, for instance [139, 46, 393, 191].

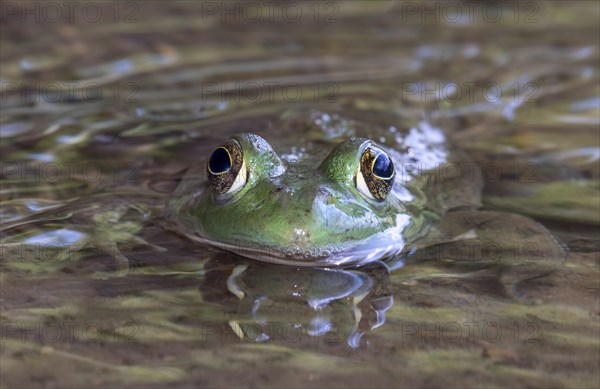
[373, 153, 394, 178]
[209, 147, 231, 174]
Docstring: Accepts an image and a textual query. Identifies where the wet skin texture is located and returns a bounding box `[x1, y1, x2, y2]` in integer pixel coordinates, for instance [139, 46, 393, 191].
[166, 111, 484, 266]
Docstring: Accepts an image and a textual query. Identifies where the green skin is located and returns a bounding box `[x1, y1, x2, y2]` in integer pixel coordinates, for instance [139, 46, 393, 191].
[165, 111, 483, 266]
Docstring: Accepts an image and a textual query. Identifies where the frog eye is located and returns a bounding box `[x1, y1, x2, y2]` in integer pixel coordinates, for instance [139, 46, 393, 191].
[356, 146, 395, 201]
[207, 140, 247, 195]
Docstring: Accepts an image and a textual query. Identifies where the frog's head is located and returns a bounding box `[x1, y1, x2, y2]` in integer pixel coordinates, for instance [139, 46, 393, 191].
[169, 133, 426, 266]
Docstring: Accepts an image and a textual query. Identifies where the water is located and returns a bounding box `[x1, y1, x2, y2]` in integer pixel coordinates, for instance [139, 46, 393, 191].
[1, 2, 599, 387]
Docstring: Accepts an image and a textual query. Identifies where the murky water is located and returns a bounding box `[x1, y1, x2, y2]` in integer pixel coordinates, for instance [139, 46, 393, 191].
[1, 1, 599, 388]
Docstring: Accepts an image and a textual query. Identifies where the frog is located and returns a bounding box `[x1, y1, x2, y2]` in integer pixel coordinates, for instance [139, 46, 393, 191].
[165, 109, 566, 286]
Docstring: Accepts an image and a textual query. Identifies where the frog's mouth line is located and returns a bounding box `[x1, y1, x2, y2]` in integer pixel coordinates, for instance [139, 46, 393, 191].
[178, 229, 407, 267]
[164, 200, 415, 267]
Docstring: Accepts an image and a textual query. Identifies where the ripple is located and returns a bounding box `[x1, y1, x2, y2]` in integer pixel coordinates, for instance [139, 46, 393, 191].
[134, 100, 228, 122]
[23, 228, 87, 245]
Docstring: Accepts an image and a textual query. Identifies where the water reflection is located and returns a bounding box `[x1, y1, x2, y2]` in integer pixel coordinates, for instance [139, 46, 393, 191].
[200, 253, 392, 348]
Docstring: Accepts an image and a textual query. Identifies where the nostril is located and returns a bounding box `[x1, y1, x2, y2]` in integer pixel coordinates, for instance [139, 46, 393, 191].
[292, 227, 310, 245]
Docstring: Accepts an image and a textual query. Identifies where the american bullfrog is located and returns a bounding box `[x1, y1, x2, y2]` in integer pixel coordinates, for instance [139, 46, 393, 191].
[165, 109, 566, 276]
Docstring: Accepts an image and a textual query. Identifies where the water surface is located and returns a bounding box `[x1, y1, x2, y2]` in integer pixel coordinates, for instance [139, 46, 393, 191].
[1, 2, 599, 388]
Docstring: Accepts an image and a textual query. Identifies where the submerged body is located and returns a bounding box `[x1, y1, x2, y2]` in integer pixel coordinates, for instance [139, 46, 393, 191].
[166, 109, 483, 266]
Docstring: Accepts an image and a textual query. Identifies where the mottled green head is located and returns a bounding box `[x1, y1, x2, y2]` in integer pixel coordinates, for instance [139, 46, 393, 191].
[167, 133, 426, 266]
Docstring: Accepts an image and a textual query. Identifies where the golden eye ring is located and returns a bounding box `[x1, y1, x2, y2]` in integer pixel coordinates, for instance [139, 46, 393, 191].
[207, 140, 247, 194]
[356, 145, 395, 201]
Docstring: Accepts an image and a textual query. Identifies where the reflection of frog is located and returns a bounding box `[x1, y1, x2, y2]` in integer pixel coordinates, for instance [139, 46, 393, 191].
[166, 109, 566, 278]
[200, 253, 393, 348]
